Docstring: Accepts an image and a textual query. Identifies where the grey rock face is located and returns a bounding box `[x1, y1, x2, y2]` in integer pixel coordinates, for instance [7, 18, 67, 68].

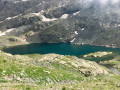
[0, 0, 120, 47]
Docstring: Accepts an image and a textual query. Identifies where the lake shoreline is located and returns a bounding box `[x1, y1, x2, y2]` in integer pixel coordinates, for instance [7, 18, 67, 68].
[2, 43, 120, 60]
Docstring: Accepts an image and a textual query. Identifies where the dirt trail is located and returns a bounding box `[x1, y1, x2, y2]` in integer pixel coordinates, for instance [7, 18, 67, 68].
[110, 68, 120, 75]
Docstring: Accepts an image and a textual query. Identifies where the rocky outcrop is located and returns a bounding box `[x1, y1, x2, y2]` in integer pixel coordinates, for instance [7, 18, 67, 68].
[0, 49, 120, 89]
[84, 52, 113, 58]
[66, 56, 109, 76]
[26, 54, 109, 76]
[0, 50, 109, 84]
[0, 36, 28, 48]
[99, 56, 120, 74]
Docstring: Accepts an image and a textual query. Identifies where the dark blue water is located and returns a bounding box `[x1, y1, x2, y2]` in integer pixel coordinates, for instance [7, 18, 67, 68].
[2, 43, 120, 57]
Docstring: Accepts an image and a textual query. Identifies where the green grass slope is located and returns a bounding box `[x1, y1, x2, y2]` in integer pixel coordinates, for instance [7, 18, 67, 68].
[0, 50, 119, 89]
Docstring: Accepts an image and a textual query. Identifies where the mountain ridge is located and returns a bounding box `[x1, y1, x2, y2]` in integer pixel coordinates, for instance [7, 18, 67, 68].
[0, 0, 120, 48]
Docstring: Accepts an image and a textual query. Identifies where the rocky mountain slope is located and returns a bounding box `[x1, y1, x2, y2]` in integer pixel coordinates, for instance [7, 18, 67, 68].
[0, 0, 120, 47]
[0, 50, 120, 89]
[1, 1, 120, 89]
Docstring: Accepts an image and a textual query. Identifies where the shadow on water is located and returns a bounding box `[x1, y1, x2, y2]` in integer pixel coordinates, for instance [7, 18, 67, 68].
[2, 43, 120, 61]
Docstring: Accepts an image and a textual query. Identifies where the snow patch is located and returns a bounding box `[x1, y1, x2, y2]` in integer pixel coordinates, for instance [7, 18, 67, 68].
[41, 15, 57, 22]
[118, 24, 120, 27]
[70, 38, 76, 42]
[60, 14, 69, 19]
[0, 21, 3, 24]
[36, 3, 41, 6]
[6, 28, 14, 33]
[23, 39, 26, 41]
[0, 14, 22, 23]
[6, 17, 13, 20]
[89, 0, 93, 2]
[5, 14, 22, 20]
[31, 11, 69, 22]
[22, 0, 29, 1]
[81, 28, 85, 31]
[0, 31, 6, 36]
[0, 28, 15, 36]
[31, 10, 57, 22]
[14, 1, 20, 3]
[73, 11, 81, 16]
[75, 31, 78, 35]
[31, 12, 41, 16]
[43, 1, 45, 3]
[14, 0, 29, 3]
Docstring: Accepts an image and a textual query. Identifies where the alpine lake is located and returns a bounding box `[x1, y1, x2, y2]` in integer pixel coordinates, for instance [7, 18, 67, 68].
[2, 43, 120, 62]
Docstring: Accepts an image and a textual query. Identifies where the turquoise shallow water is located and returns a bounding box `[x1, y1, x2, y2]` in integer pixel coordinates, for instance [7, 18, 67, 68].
[3, 43, 120, 57]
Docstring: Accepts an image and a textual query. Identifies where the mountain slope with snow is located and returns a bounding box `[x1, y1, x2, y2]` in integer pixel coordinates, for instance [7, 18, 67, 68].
[0, 0, 120, 47]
